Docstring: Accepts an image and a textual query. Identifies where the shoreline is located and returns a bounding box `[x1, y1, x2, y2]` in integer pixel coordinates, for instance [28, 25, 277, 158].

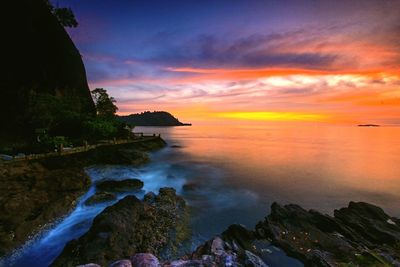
[0, 137, 166, 258]
[2, 135, 400, 266]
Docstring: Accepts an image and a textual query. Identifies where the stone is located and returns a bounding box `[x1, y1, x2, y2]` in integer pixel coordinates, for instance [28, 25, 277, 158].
[52, 188, 189, 267]
[255, 201, 400, 266]
[96, 179, 144, 192]
[109, 259, 132, 267]
[144, 192, 156, 204]
[211, 237, 225, 256]
[244, 251, 269, 267]
[84, 192, 116, 206]
[131, 253, 160, 267]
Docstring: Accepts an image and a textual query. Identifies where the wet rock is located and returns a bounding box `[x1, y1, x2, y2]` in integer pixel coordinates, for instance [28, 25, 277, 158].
[144, 191, 156, 204]
[131, 253, 160, 267]
[244, 250, 269, 267]
[96, 179, 144, 192]
[109, 259, 132, 267]
[255, 201, 400, 266]
[211, 237, 225, 256]
[76, 264, 101, 267]
[84, 192, 116, 206]
[201, 255, 215, 267]
[0, 137, 166, 257]
[0, 162, 91, 256]
[52, 188, 189, 267]
[222, 224, 255, 252]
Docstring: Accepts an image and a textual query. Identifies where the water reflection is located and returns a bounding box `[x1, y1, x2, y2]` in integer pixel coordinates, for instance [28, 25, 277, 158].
[137, 123, 400, 217]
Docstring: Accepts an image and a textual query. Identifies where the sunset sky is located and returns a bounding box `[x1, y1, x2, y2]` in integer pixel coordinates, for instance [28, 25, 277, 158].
[61, 0, 400, 124]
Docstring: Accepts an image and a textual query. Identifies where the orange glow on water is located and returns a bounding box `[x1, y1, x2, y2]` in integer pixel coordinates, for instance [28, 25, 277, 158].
[217, 111, 328, 122]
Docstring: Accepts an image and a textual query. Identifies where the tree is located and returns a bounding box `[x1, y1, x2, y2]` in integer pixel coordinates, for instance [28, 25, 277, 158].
[53, 7, 78, 28]
[91, 88, 118, 119]
[44, 0, 78, 28]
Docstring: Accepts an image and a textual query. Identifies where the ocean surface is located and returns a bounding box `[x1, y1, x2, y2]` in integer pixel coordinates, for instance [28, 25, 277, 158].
[2, 123, 400, 267]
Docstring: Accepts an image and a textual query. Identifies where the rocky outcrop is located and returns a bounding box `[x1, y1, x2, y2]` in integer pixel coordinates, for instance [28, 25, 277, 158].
[0, 161, 91, 256]
[84, 192, 117, 206]
[1, 0, 95, 138]
[38, 137, 166, 169]
[52, 188, 190, 267]
[96, 179, 144, 192]
[255, 202, 400, 266]
[0, 137, 166, 257]
[77, 201, 400, 267]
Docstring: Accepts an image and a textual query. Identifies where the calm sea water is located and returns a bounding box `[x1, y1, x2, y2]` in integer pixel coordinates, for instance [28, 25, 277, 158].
[2, 123, 400, 267]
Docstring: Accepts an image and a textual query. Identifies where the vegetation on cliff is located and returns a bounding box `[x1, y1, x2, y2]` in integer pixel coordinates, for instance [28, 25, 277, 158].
[118, 111, 191, 126]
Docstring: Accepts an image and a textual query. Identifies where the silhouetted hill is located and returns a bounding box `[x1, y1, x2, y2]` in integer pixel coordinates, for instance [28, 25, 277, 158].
[1, 0, 95, 140]
[118, 111, 191, 126]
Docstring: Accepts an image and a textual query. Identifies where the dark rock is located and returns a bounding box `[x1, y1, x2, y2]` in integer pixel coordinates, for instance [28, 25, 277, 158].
[96, 179, 144, 192]
[222, 224, 255, 252]
[131, 253, 160, 267]
[117, 111, 190, 127]
[255, 202, 400, 266]
[77, 264, 101, 267]
[1, 0, 95, 138]
[84, 192, 116, 206]
[0, 161, 91, 256]
[244, 250, 269, 267]
[52, 188, 190, 267]
[144, 192, 157, 204]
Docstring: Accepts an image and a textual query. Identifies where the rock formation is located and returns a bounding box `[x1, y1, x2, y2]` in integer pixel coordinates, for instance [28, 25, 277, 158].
[1, 0, 94, 139]
[52, 188, 190, 267]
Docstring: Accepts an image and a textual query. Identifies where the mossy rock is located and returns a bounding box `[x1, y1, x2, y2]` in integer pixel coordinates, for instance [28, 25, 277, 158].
[84, 192, 116, 206]
[96, 179, 144, 192]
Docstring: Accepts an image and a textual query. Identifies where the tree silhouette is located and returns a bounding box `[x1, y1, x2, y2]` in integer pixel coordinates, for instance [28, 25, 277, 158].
[44, 0, 78, 28]
[91, 88, 118, 119]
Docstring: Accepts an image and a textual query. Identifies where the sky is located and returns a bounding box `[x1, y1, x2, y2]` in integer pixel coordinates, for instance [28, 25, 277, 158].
[59, 0, 400, 124]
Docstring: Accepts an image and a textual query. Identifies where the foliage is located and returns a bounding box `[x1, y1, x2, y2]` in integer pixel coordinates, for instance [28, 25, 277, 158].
[44, 0, 78, 28]
[83, 118, 117, 140]
[91, 88, 118, 119]
[53, 7, 78, 28]
[26, 92, 91, 139]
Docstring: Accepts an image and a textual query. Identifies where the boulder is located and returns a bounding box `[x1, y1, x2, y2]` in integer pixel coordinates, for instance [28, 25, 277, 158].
[51, 188, 189, 267]
[244, 250, 269, 267]
[109, 259, 132, 267]
[84, 192, 116, 206]
[131, 253, 160, 267]
[255, 202, 400, 266]
[96, 179, 144, 192]
[0, 162, 91, 256]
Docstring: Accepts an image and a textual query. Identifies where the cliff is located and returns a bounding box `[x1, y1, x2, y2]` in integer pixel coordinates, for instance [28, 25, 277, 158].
[118, 111, 191, 126]
[1, 0, 95, 139]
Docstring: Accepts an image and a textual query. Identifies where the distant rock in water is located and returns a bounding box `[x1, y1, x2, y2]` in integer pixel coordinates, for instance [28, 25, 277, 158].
[358, 124, 380, 127]
[117, 111, 191, 126]
[1, 0, 95, 138]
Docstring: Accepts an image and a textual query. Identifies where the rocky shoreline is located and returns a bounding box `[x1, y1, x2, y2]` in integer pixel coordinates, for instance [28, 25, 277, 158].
[68, 199, 400, 267]
[0, 137, 166, 257]
[2, 136, 400, 267]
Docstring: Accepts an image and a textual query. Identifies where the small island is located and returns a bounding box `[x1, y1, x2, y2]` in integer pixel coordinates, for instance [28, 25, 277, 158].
[358, 124, 380, 127]
[118, 111, 192, 126]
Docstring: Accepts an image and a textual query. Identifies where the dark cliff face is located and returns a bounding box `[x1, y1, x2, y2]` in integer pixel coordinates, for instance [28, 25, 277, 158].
[1, 0, 95, 138]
